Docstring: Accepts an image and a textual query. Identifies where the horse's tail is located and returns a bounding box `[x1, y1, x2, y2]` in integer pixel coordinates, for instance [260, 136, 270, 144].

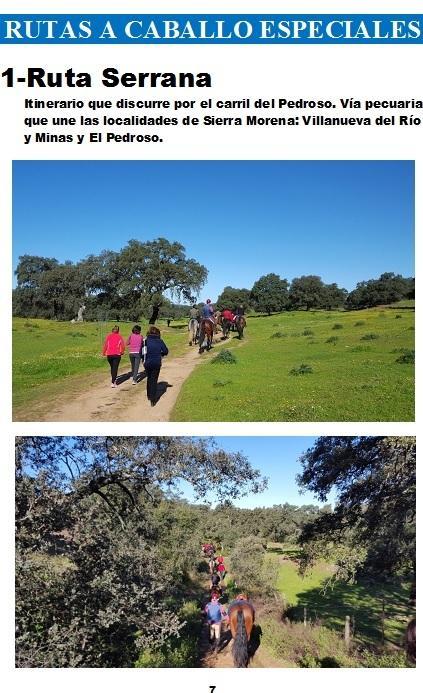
[232, 609, 249, 668]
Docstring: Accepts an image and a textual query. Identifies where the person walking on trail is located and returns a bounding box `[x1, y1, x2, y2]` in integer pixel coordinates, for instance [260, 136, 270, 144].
[216, 561, 226, 580]
[142, 325, 169, 406]
[190, 305, 200, 320]
[204, 594, 227, 651]
[126, 325, 144, 385]
[102, 325, 125, 388]
[210, 572, 221, 591]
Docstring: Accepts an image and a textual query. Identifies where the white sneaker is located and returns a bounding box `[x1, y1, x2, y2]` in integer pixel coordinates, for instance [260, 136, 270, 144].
[111, 383, 116, 388]
[132, 381, 137, 385]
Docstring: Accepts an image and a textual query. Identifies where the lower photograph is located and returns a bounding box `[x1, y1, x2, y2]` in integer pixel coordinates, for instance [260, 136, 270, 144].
[15, 436, 416, 668]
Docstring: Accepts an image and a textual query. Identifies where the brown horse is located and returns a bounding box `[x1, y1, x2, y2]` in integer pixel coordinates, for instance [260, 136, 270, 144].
[405, 618, 416, 664]
[198, 318, 214, 353]
[228, 598, 255, 667]
[234, 315, 246, 339]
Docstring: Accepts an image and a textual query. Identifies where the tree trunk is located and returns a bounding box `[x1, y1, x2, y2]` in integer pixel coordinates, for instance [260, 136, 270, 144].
[149, 304, 161, 324]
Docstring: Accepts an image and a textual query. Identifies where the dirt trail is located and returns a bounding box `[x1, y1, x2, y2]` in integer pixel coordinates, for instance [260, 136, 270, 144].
[45, 347, 205, 422]
[198, 619, 289, 668]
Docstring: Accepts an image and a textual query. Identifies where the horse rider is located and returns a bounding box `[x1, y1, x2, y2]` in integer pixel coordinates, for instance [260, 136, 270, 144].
[190, 305, 200, 320]
[204, 593, 227, 651]
[234, 304, 245, 317]
[201, 299, 216, 325]
[221, 308, 234, 323]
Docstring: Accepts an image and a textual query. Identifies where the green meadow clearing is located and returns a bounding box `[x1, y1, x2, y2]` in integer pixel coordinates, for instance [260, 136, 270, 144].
[13, 304, 414, 421]
[12, 318, 188, 415]
[172, 305, 414, 421]
[268, 548, 412, 648]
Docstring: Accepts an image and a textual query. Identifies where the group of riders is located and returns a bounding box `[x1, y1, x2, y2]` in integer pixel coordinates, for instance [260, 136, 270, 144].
[189, 301, 246, 350]
[201, 542, 255, 659]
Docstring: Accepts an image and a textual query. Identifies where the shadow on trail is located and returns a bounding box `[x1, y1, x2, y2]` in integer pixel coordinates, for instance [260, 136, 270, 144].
[152, 381, 173, 405]
[116, 370, 147, 386]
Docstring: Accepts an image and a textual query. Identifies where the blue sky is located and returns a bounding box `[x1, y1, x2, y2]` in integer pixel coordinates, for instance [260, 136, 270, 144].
[13, 160, 414, 299]
[175, 436, 336, 509]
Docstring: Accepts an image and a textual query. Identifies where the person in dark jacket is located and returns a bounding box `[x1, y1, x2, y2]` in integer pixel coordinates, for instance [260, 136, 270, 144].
[142, 326, 169, 405]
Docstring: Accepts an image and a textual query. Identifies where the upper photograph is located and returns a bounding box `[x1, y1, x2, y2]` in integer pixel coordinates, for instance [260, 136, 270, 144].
[12, 160, 414, 422]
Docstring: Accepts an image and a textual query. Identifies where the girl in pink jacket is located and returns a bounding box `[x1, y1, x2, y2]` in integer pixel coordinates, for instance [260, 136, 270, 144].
[126, 325, 144, 385]
[102, 325, 125, 387]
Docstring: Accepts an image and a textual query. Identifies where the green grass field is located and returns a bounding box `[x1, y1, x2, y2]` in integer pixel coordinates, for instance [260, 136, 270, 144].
[274, 556, 412, 647]
[171, 306, 415, 421]
[12, 317, 188, 413]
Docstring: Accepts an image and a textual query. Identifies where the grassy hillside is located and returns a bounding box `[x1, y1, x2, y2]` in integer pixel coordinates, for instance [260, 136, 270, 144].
[171, 306, 414, 421]
[274, 555, 411, 647]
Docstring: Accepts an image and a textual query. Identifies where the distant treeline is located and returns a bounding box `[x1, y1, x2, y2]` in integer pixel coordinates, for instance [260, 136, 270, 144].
[216, 272, 414, 314]
[12, 237, 414, 321]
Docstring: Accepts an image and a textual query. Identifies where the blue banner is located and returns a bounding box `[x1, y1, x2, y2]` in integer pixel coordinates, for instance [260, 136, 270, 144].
[0, 14, 422, 43]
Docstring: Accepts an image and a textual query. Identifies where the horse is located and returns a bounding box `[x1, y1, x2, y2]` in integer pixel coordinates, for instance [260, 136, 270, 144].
[229, 600, 255, 667]
[405, 618, 416, 664]
[234, 315, 246, 339]
[188, 318, 199, 346]
[198, 318, 214, 353]
[220, 317, 232, 340]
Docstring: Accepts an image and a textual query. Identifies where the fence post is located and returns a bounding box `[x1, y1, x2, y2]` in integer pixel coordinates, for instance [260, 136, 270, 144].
[303, 607, 307, 627]
[344, 615, 351, 649]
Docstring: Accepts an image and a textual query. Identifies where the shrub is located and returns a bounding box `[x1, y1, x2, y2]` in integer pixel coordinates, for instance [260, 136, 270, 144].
[395, 314, 402, 319]
[361, 333, 379, 341]
[302, 329, 314, 336]
[354, 321, 365, 327]
[261, 619, 357, 668]
[212, 349, 237, 364]
[350, 345, 370, 352]
[326, 336, 339, 344]
[135, 601, 201, 668]
[332, 323, 343, 330]
[395, 349, 414, 364]
[290, 364, 313, 375]
[270, 331, 287, 339]
[360, 650, 411, 668]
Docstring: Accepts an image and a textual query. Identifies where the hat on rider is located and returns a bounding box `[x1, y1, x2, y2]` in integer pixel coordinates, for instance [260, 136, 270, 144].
[206, 299, 211, 304]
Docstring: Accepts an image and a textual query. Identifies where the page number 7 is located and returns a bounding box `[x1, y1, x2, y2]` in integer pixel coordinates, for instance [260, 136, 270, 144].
[209, 687, 216, 693]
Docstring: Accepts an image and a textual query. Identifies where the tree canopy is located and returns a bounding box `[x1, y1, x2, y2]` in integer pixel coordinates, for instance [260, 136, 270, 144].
[15, 436, 268, 667]
[250, 273, 289, 314]
[215, 286, 251, 312]
[297, 436, 416, 581]
[13, 238, 207, 323]
[345, 273, 414, 310]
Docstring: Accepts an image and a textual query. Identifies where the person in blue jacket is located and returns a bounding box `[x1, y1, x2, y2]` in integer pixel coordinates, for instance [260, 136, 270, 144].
[142, 325, 169, 405]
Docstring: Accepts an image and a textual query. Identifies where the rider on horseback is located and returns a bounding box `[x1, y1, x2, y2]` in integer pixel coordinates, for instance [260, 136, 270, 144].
[201, 299, 215, 323]
[190, 305, 200, 320]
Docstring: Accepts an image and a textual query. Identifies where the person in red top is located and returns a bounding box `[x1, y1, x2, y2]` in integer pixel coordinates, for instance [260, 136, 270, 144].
[102, 325, 125, 388]
[221, 309, 234, 322]
[216, 562, 226, 580]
